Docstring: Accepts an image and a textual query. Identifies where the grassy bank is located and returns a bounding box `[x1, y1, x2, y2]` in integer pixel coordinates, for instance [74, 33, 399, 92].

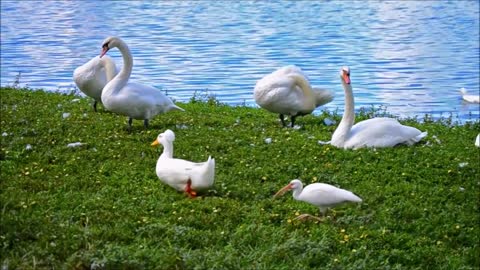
[1, 87, 479, 269]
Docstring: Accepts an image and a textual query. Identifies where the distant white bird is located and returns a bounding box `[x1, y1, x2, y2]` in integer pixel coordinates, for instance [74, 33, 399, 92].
[100, 36, 184, 129]
[460, 88, 480, 103]
[152, 129, 215, 197]
[73, 55, 118, 112]
[331, 66, 427, 149]
[475, 134, 480, 148]
[274, 179, 362, 221]
[254, 65, 334, 127]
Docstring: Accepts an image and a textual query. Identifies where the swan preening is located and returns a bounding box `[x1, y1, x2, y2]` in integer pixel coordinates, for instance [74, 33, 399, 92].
[274, 179, 362, 221]
[460, 88, 480, 103]
[152, 129, 215, 197]
[254, 65, 334, 127]
[100, 36, 184, 129]
[73, 55, 118, 111]
[331, 66, 428, 149]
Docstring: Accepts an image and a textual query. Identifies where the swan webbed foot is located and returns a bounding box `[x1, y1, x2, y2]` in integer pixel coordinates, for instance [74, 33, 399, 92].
[143, 119, 149, 129]
[279, 114, 287, 127]
[290, 115, 296, 127]
[127, 117, 133, 131]
[294, 214, 324, 222]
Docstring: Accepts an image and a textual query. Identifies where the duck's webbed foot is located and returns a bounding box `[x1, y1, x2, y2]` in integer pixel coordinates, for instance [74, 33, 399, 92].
[185, 178, 197, 198]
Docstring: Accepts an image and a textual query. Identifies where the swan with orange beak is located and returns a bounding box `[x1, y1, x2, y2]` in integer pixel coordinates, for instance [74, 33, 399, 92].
[274, 179, 362, 221]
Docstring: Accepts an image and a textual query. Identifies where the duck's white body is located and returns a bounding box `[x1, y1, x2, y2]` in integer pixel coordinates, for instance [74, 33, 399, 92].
[73, 55, 118, 111]
[152, 130, 215, 196]
[275, 179, 362, 215]
[460, 88, 480, 103]
[254, 65, 334, 127]
[100, 37, 184, 127]
[331, 67, 427, 149]
[475, 134, 480, 147]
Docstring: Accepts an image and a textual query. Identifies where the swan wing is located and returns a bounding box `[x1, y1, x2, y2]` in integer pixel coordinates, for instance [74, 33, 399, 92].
[346, 118, 426, 148]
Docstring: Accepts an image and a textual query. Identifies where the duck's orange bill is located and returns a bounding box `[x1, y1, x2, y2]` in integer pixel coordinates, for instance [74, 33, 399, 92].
[151, 139, 159, 146]
[273, 183, 293, 198]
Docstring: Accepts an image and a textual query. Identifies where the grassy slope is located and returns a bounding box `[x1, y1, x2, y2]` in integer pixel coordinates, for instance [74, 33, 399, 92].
[1, 87, 479, 269]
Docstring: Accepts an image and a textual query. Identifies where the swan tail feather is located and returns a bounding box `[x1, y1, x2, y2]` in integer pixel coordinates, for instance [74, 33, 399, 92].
[312, 88, 335, 106]
[170, 104, 185, 112]
[346, 192, 363, 203]
[204, 156, 215, 186]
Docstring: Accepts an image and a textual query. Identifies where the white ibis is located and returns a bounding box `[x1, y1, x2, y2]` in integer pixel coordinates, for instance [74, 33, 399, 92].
[274, 179, 362, 221]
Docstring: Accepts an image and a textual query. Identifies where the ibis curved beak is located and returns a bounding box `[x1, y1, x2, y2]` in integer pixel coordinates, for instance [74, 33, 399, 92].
[151, 139, 159, 146]
[273, 183, 293, 198]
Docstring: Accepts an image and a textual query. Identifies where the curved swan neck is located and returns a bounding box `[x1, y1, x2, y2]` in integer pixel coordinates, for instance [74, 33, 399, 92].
[292, 185, 303, 200]
[332, 81, 355, 142]
[115, 40, 133, 82]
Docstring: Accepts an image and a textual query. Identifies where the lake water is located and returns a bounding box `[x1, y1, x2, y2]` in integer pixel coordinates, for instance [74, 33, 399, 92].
[1, 1, 479, 122]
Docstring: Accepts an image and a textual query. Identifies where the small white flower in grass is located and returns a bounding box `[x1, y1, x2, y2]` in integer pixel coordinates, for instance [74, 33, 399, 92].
[71, 99, 80, 103]
[57, 104, 62, 108]
[458, 162, 468, 168]
[176, 124, 188, 129]
[323, 118, 336, 126]
[12, 105, 17, 111]
[83, 113, 87, 118]
[292, 125, 302, 130]
[62, 112, 71, 119]
[432, 135, 441, 144]
[25, 144, 32, 150]
[264, 138, 272, 144]
[67, 142, 84, 148]
[459, 187, 465, 192]
[2, 132, 8, 137]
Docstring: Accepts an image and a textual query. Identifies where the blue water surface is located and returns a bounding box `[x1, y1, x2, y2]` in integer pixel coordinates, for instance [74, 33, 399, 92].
[1, 1, 479, 122]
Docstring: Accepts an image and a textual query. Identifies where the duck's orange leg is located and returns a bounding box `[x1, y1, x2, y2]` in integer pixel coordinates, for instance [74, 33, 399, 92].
[185, 179, 197, 198]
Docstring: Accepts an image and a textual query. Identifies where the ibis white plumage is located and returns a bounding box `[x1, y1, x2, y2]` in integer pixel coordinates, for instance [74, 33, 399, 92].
[274, 179, 362, 221]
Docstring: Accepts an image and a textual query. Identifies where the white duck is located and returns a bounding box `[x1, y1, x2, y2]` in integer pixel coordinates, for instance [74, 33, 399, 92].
[331, 66, 427, 149]
[475, 134, 480, 148]
[100, 36, 184, 129]
[459, 88, 480, 103]
[274, 179, 362, 221]
[151, 129, 215, 197]
[73, 55, 118, 111]
[254, 65, 334, 127]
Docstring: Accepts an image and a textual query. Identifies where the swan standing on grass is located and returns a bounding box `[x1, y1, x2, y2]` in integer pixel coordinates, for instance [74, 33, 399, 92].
[99, 36, 184, 129]
[274, 179, 362, 221]
[459, 88, 480, 103]
[152, 129, 215, 197]
[331, 66, 427, 149]
[254, 65, 334, 127]
[73, 55, 118, 112]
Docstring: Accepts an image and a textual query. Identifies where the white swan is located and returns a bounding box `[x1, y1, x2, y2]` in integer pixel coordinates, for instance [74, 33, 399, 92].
[274, 179, 362, 221]
[460, 88, 480, 103]
[152, 129, 215, 197]
[100, 36, 184, 129]
[73, 55, 118, 111]
[331, 66, 427, 149]
[254, 65, 334, 127]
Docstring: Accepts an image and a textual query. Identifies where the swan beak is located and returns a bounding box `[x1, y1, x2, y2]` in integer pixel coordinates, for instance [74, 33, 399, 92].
[151, 139, 159, 146]
[100, 46, 109, 58]
[273, 183, 293, 198]
[342, 73, 351, 85]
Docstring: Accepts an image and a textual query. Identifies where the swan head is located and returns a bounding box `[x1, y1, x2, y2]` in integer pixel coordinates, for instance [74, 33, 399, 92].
[151, 129, 176, 146]
[339, 66, 351, 85]
[273, 179, 303, 198]
[100, 36, 121, 58]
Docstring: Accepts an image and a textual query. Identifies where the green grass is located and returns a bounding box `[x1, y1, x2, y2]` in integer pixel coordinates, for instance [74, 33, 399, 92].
[1, 86, 479, 269]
